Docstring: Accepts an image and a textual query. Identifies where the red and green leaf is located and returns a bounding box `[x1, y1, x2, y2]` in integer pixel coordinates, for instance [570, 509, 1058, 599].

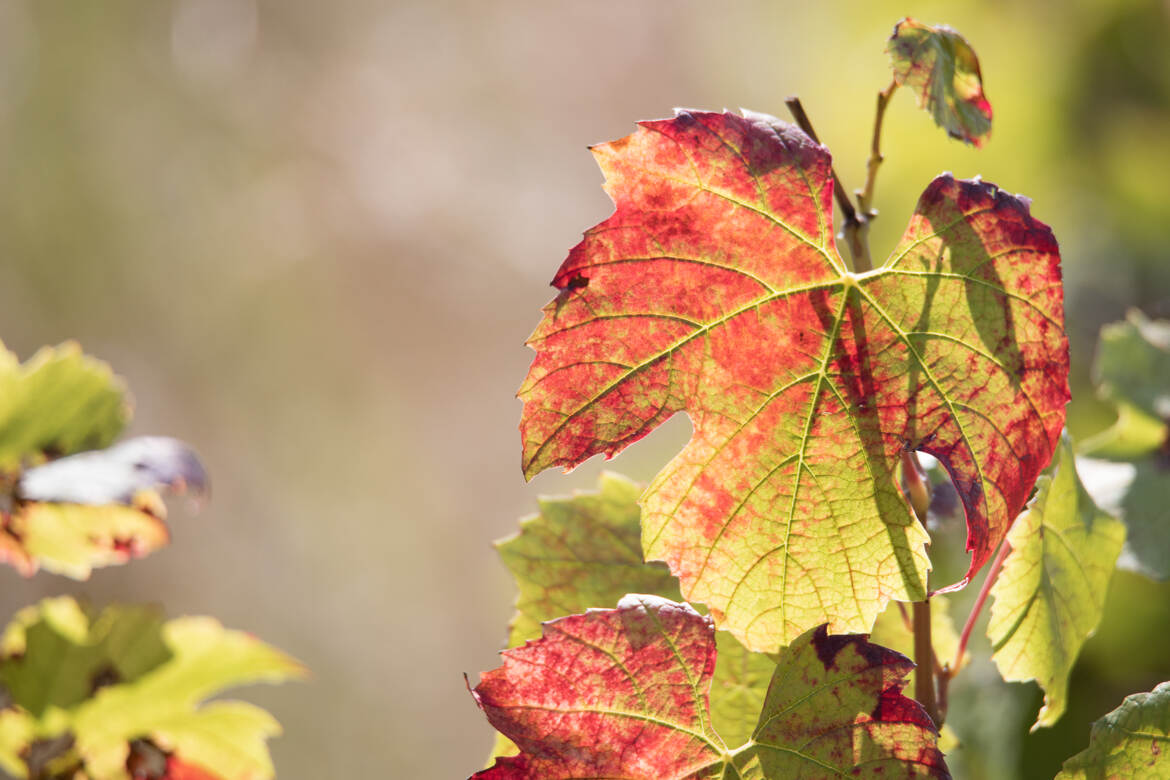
[491, 473, 774, 753]
[887, 19, 993, 147]
[519, 109, 1067, 651]
[470, 595, 949, 779]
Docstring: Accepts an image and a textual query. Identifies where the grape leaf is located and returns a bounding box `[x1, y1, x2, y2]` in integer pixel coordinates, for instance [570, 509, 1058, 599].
[72, 616, 305, 780]
[496, 472, 678, 647]
[988, 436, 1125, 729]
[1077, 311, 1170, 580]
[518, 109, 1068, 651]
[471, 595, 948, 779]
[1056, 680, 1170, 779]
[0, 598, 304, 780]
[0, 341, 128, 470]
[887, 19, 993, 147]
[0, 597, 171, 717]
[0, 342, 207, 579]
[493, 472, 774, 751]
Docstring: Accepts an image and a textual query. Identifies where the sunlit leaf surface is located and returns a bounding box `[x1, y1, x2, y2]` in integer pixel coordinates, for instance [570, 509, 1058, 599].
[519, 109, 1068, 651]
[471, 595, 948, 779]
[988, 437, 1125, 729]
[1057, 681, 1170, 779]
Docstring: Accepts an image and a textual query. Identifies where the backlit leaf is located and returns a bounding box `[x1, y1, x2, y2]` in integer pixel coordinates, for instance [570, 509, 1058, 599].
[0, 342, 128, 471]
[492, 473, 773, 751]
[1056, 681, 1170, 779]
[471, 595, 948, 779]
[987, 436, 1125, 729]
[496, 472, 678, 647]
[1077, 312, 1170, 580]
[887, 19, 993, 147]
[519, 109, 1068, 651]
[72, 616, 306, 780]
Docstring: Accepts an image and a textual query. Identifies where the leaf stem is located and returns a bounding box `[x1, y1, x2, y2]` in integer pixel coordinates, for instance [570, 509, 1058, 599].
[856, 80, 898, 219]
[953, 537, 1010, 673]
[784, 97, 870, 272]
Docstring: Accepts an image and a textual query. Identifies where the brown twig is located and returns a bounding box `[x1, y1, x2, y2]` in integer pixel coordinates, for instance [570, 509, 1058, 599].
[784, 97, 871, 272]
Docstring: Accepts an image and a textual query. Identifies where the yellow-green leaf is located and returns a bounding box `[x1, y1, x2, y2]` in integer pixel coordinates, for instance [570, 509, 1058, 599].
[0, 342, 128, 471]
[1057, 681, 1170, 779]
[987, 436, 1125, 729]
[73, 616, 306, 780]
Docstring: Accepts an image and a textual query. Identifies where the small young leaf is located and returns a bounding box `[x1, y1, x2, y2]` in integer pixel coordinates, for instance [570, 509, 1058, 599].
[471, 596, 949, 779]
[1057, 681, 1170, 779]
[0, 342, 128, 470]
[887, 18, 993, 147]
[519, 109, 1067, 651]
[987, 436, 1125, 729]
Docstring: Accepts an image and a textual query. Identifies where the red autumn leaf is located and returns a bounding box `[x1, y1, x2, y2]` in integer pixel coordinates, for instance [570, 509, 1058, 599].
[470, 595, 949, 779]
[518, 110, 1067, 651]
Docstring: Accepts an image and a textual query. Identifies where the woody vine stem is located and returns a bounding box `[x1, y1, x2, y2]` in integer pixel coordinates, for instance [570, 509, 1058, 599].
[786, 85, 1011, 731]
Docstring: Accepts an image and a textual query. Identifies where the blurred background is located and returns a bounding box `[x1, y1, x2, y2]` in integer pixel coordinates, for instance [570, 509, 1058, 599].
[0, 0, 1166, 777]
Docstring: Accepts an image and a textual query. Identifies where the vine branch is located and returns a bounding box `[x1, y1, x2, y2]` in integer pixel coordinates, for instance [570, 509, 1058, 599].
[856, 80, 898, 218]
[784, 97, 871, 272]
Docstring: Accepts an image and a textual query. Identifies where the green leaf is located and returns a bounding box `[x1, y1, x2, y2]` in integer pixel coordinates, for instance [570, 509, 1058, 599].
[987, 436, 1125, 729]
[1080, 310, 1170, 460]
[492, 473, 774, 752]
[0, 598, 302, 780]
[887, 18, 993, 146]
[471, 596, 949, 779]
[1057, 681, 1170, 779]
[1094, 309, 1170, 429]
[0, 598, 171, 718]
[0, 342, 129, 471]
[1076, 312, 1170, 581]
[1078, 456, 1170, 580]
[496, 472, 680, 647]
[709, 631, 776, 749]
[0, 710, 35, 778]
[72, 616, 306, 780]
